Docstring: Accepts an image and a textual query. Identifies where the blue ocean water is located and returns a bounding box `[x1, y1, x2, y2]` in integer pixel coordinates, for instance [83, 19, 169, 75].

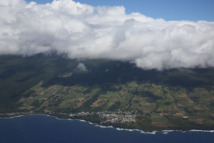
[0, 115, 214, 143]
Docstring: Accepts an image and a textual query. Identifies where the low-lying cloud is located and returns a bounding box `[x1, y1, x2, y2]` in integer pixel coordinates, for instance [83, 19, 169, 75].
[76, 63, 88, 72]
[0, 0, 214, 70]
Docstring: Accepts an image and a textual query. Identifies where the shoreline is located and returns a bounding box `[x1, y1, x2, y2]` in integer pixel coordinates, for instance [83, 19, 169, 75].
[1, 113, 214, 135]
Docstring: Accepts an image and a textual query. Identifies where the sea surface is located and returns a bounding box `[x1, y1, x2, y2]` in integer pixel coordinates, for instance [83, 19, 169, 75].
[0, 115, 214, 143]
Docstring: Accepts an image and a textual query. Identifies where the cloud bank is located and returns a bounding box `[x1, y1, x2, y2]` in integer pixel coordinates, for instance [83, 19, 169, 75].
[0, 0, 214, 70]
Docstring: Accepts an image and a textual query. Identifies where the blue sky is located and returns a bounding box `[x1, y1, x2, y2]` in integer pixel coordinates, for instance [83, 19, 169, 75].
[26, 0, 214, 21]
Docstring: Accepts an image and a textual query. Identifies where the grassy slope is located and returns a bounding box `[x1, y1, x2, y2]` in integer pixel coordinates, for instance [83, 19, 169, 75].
[1, 54, 214, 130]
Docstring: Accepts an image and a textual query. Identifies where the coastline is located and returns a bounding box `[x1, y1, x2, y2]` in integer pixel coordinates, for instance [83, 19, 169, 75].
[1, 113, 214, 135]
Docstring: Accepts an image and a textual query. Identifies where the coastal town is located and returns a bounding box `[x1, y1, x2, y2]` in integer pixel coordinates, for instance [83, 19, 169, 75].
[69, 111, 137, 123]
[0, 111, 137, 124]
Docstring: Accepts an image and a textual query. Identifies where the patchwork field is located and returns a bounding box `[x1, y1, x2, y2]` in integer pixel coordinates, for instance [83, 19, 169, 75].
[1, 54, 214, 131]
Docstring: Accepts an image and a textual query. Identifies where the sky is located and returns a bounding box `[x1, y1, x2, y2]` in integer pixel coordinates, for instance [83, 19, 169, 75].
[26, 0, 214, 21]
[0, 0, 214, 70]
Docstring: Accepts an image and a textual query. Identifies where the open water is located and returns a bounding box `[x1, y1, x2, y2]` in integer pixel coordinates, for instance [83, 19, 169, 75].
[0, 115, 214, 143]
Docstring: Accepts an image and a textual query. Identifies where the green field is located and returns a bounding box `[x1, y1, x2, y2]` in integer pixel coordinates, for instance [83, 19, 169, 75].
[1, 54, 214, 131]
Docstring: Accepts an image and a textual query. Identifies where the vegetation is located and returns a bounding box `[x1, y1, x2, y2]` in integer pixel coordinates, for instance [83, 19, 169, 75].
[1, 54, 214, 131]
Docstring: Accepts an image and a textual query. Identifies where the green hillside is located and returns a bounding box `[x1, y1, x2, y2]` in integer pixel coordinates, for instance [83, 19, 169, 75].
[1, 54, 214, 131]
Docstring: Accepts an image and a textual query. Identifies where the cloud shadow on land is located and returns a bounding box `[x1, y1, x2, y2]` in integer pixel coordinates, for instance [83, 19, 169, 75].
[41, 55, 214, 91]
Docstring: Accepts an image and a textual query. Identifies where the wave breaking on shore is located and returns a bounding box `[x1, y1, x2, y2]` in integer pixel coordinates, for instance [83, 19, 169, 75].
[1, 114, 214, 135]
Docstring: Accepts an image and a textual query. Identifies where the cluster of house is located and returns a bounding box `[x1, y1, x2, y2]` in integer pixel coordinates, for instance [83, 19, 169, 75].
[1, 110, 137, 124]
[69, 111, 137, 123]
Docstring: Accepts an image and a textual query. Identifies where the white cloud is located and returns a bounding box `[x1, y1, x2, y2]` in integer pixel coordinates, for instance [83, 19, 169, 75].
[0, 0, 214, 70]
[76, 63, 88, 72]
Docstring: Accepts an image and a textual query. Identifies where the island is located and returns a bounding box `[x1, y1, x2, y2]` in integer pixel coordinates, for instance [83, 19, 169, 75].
[1, 54, 214, 132]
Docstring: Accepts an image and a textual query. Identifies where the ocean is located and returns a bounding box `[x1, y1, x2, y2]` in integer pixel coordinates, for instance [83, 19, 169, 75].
[0, 115, 214, 143]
